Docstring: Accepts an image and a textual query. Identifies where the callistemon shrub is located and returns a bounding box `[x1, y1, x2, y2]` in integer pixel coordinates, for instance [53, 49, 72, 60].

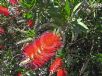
[20, 32, 63, 69]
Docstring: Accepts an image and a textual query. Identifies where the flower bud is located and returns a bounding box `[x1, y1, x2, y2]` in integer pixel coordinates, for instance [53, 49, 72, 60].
[57, 69, 68, 76]
[0, 27, 5, 35]
[0, 6, 10, 16]
[9, 0, 19, 5]
[49, 57, 63, 74]
[17, 72, 22, 76]
[27, 19, 35, 28]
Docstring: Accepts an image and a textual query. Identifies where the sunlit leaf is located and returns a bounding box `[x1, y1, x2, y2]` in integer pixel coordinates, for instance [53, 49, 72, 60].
[26, 30, 36, 37]
[23, 13, 33, 19]
[95, 54, 102, 63]
[21, 0, 36, 8]
[65, 0, 70, 16]
[77, 18, 89, 30]
[73, 2, 82, 13]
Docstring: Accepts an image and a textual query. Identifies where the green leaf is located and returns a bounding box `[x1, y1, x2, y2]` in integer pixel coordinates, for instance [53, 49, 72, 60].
[77, 18, 89, 30]
[21, 0, 36, 8]
[23, 13, 33, 19]
[96, 54, 102, 63]
[26, 30, 36, 37]
[73, 2, 82, 13]
[57, 49, 64, 57]
[65, 0, 70, 16]
[96, 54, 102, 58]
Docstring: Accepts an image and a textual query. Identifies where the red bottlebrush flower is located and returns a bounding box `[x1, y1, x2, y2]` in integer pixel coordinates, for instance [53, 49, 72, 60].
[23, 39, 41, 59]
[57, 69, 67, 76]
[9, 0, 18, 5]
[0, 6, 10, 16]
[27, 19, 35, 28]
[26, 52, 55, 69]
[49, 58, 63, 74]
[22, 32, 62, 58]
[0, 27, 5, 34]
[17, 72, 22, 76]
[40, 32, 62, 53]
[20, 32, 62, 69]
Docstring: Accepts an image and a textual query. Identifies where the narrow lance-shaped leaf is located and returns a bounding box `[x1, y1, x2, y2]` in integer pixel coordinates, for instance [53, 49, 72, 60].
[77, 18, 89, 30]
[73, 2, 82, 13]
[65, 0, 70, 16]
[21, 0, 36, 8]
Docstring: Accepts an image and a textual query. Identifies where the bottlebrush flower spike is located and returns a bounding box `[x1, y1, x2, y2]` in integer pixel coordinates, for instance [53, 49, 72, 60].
[57, 69, 67, 76]
[25, 52, 55, 69]
[22, 39, 41, 59]
[20, 32, 62, 69]
[0, 27, 5, 35]
[0, 6, 10, 16]
[40, 32, 62, 53]
[49, 57, 63, 74]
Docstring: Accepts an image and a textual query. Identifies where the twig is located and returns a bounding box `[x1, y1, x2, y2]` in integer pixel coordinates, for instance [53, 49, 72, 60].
[79, 59, 90, 76]
[16, 38, 33, 45]
[12, 27, 26, 33]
